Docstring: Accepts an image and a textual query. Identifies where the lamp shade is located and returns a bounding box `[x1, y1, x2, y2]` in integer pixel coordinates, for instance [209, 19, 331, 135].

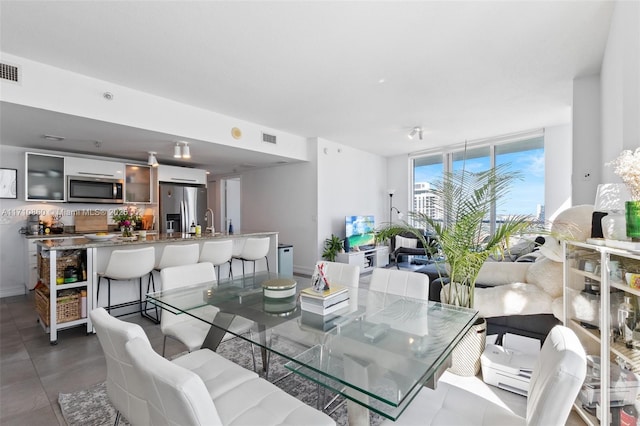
[594, 183, 631, 212]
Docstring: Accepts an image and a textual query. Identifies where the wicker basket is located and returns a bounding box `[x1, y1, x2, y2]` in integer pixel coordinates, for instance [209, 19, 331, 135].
[35, 287, 81, 326]
[38, 250, 80, 285]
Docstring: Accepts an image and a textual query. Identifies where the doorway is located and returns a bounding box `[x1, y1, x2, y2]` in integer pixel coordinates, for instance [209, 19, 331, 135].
[222, 177, 241, 233]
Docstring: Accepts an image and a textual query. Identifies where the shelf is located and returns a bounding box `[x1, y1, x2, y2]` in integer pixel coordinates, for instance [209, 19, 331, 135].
[570, 267, 601, 282]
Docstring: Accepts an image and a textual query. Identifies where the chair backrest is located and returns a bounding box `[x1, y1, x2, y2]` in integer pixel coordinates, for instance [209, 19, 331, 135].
[126, 337, 223, 426]
[315, 261, 360, 288]
[369, 268, 430, 300]
[199, 240, 233, 266]
[157, 243, 200, 269]
[103, 246, 156, 280]
[526, 325, 587, 425]
[240, 237, 270, 261]
[90, 307, 150, 426]
[160, 262, 217, 331]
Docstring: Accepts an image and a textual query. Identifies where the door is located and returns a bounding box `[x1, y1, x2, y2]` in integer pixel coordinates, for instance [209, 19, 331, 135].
[223, 177, 241, 233]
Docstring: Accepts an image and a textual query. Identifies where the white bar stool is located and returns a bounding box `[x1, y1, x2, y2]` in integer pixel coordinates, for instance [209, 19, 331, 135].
[96, 246, 156, 321]
[199, 240, 233, 281]
[232, 237, 270, 276]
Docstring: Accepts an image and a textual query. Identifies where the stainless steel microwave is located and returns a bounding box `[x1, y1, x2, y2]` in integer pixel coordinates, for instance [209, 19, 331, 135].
[67, 176, 124, 203]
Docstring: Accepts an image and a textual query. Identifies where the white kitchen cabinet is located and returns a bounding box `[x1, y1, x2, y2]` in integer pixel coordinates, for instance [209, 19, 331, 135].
[125, 164, 152, 203]
[65, 157, 125, 179]
[25, 152, 65, 201]
[563, 241, 640, 425]
[157, 164, 207, 185]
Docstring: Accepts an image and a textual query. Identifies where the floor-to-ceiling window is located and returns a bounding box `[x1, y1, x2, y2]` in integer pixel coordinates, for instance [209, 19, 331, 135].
[411, 132, 545, 233]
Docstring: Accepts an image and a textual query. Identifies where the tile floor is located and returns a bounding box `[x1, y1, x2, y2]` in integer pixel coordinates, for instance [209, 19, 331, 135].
[1, 265, 586, 425]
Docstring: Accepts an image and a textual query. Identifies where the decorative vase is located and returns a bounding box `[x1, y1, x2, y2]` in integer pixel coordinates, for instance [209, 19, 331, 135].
[602, 211, 629, 241]
[121, 226, 133, 238]
[626, 201, 640, 241]
[449, 317, 487, 376]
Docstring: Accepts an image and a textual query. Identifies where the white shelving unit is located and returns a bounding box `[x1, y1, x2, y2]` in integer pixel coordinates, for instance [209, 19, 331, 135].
[563, 241, 640, 426]
[36, 245, 93, 344]
[336, 246, 389, 273]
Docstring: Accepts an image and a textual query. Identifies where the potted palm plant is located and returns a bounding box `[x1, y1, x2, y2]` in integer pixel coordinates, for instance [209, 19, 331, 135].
[377, 163, 536, 375]
[322, 234, 344, 262]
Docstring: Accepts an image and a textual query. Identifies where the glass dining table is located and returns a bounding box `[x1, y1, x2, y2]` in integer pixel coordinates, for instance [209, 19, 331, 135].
[145, 271, 478, 425]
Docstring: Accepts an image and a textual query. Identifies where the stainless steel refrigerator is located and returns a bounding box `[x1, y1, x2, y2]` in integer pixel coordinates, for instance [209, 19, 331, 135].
[159, 183, 207, 234]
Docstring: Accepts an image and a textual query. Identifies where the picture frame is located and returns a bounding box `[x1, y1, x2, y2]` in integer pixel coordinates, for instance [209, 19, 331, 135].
[0, 168, 18, 199]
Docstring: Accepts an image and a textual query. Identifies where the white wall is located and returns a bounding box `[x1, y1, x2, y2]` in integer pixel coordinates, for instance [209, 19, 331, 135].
[239, 154, 317, 275]
[316, 138, 387, 270]
[387, 155, 411, 222]
[572, 75, 602, 206]
[544, 125, 573, 221]
[600, 0, 640, 183]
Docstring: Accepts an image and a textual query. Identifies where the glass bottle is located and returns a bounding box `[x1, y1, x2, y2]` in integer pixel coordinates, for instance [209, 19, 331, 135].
[228, 220, 234, 234]
[618, 295, 636, 344]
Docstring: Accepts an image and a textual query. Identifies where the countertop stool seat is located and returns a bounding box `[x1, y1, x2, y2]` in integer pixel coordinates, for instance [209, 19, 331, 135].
[96, 246, 156, 322]
[199, 240, 234, 281]
[232, 237, 270, 276]
[151, 243, 200, 322]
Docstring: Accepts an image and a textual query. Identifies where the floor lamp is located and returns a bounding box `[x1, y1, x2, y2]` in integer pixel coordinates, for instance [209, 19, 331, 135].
[388, 189, 402, 223]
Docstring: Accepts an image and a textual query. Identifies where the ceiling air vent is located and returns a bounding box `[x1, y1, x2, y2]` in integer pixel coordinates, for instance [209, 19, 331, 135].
[262, 132, 277, 144]
[0, 62, 20, 83]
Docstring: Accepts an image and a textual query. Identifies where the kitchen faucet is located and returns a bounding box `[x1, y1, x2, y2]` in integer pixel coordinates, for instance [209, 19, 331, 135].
[205, 208, 215, 233]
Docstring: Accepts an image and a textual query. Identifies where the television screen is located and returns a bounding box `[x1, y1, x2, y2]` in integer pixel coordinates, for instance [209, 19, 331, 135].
[346, 215, 376, 249]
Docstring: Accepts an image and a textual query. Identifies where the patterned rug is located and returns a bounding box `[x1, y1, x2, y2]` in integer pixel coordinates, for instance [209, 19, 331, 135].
[58, 336, 383, 426]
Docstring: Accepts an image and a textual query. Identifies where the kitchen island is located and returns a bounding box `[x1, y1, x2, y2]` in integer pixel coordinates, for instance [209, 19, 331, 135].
[34, 231, 278, 343]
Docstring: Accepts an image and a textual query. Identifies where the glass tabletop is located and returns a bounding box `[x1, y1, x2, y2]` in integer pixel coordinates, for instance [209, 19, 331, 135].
[146, 271, 478, 420]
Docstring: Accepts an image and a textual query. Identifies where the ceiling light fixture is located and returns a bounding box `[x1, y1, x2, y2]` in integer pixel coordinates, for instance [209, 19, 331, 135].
[408, 127, 423, 140]
[182, 143, 191, 159]
[173, 143, 182, 158]
[147, 151, 159, 167]
[43, 134, 65, 141]
[173, 142, 192, 159]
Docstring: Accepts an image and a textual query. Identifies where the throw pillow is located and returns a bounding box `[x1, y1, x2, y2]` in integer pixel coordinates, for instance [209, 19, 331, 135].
[526, 256, 563, 298]
[395, 235, 417, 249]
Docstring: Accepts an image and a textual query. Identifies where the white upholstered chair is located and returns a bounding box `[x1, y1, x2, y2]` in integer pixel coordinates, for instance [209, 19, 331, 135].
[381, 325, 586, 426]
[368, 267, 430, 300]
[316, 261, 361, 288]
[126, 336, 336, 426]
[96, 246, 156, 320]
[232, 237, 270, 276]
[160, 262, 254, 356]
[90, 307, 150, 426]
[199, 239, 234, 281]
[155, 243, 200, 270]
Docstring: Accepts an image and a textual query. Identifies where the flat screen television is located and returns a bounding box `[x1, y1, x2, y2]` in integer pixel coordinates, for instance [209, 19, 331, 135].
[345, 215, 376, 249]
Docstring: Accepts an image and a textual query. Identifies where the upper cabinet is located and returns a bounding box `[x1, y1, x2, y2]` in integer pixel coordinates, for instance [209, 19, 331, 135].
[157, 165, 207, 185]
[25, 152, 65, 202]
[125, 164, 152, 203]
[65, 157, 125, 179]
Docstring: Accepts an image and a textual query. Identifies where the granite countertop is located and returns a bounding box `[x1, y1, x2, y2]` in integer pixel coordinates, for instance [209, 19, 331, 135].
[34, 231, 278, 250]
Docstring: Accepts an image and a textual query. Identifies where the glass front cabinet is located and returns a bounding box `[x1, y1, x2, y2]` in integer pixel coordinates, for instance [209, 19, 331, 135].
[25, 152, 65, 202]
[564, 241, 640, 425]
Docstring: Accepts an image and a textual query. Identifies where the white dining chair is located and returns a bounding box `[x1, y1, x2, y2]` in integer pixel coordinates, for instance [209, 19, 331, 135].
[368, 267, 430, 300]
[96, 246, 156, 321]
[232, 237, 270, 276]
[316, 261, 361, 288]
[199, 239, 234, 281]
[125, 336, 336, 426]
[381, 325, 586, 426]
[159, 262, 254, 357]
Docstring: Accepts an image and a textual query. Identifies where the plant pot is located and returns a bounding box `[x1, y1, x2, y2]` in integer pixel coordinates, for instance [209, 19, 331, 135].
[449, 317, 486, 376]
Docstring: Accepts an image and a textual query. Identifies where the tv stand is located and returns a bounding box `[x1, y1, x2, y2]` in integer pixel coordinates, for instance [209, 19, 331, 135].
[336, 246, 389, 274]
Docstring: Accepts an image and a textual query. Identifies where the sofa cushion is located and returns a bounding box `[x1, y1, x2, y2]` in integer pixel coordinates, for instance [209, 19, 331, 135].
[475, 262, 530, 286]
[525, 257, 563, 298]
[396, 235, 418, 249]
[474, 282, 554, 318]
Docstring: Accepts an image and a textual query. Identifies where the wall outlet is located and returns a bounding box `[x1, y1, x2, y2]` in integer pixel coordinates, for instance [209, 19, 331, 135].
[582, 171, 592, 181]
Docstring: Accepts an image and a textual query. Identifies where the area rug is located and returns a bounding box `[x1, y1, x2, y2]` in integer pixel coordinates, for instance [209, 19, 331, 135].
[59, 336, 383, 426]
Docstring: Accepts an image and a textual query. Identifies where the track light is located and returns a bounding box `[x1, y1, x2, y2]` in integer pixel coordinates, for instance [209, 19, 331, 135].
[182, 143, 191, 159]
[408, 127, 423, 140]
[174, 143, 182, 158]
[173, 142, 192, 159]
[147, 151, 159, 167]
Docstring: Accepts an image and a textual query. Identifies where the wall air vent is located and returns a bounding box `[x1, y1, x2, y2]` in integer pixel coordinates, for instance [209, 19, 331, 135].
[262, 132, 277, 144]
[0, 62, 20, 83]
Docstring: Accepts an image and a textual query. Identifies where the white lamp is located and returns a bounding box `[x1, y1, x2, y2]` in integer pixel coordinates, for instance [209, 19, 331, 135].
[147, 151, 159, 167]
[182, 143, 191, 159]
[173, 143, 182, 158]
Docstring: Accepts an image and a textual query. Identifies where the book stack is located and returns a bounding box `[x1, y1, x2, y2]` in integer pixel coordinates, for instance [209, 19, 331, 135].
[300, 285, 349, 315]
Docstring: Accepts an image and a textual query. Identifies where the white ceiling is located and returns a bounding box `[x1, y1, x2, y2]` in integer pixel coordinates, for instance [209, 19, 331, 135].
[0, 1, 614, 173]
